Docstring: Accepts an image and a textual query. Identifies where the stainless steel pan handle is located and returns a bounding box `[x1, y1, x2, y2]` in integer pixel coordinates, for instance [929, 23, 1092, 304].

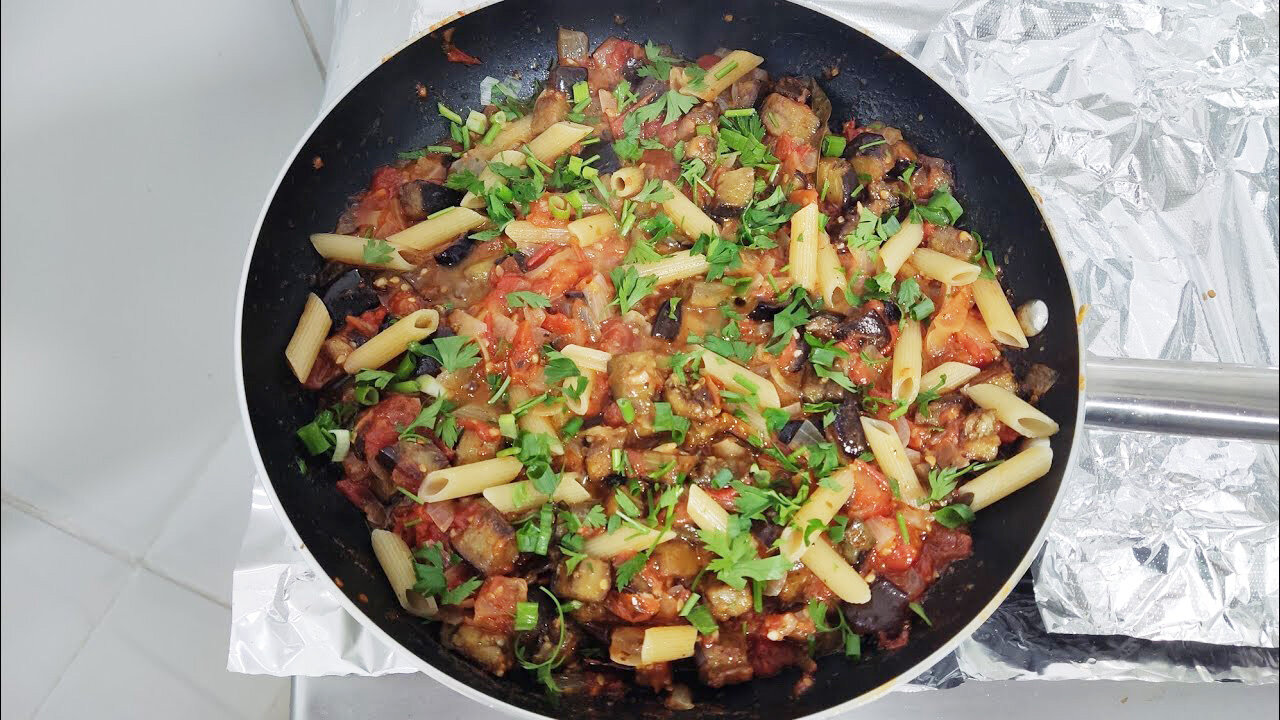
[1083, 356, 1279, 443]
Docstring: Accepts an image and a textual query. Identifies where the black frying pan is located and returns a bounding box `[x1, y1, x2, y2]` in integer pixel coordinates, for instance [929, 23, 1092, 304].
[237, 0, 1083, 716]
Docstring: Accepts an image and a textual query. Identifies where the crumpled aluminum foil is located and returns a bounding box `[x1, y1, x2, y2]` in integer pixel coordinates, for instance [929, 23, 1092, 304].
[911, 0, 1279, 648]
[229, 0, 1280, 684]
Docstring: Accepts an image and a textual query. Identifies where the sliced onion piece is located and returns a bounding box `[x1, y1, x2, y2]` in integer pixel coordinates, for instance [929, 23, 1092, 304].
[330, 429, 351, 462]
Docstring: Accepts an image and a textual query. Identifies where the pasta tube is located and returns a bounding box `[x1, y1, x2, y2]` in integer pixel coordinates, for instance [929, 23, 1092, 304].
[285, 293, 331, 383]
[963, 384, 1060, 438]
[418, 456, 524, 502]
[861, 417, 926, 502]
[387, 206, 487, 252]
[960, 444, 1053, 511]
[310, 233, 413, 271]
[971, 277, 1029, 348]
[777, 465, 857, 561]
[878, 220, 924, 276]
[911, 247, 981, 286]
[342, 309, 439, 373]
[788, 203, 820, 292]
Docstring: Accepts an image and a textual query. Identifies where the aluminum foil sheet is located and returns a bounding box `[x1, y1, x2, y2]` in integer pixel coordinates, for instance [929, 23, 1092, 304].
[910, 0, 1279, 647]
[229, 0, 1280, 683]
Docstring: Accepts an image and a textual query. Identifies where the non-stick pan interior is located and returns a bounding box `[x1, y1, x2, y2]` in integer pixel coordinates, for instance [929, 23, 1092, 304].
[240, 1, 1080, 716]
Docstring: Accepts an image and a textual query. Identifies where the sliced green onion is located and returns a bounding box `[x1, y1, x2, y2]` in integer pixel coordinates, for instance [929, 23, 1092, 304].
[465, 110, 488, 135]
[723, 108, 756, 118]
[353, 385, 379, 405]
[437, 102, 463, 125]
[565, 189, 584, 210]
[499, 413, 518, 439]
[330, 429, 351, 462]
[571, 80, 590, 105]
[695, 124, 712, 136]
[514, 601, 540, 631]
[296, 423, 332, 455]
[561, 416, 584, 438]
[479, 122, 502, 145]
[416, 374, 446, 397]
[896, 511, 910, 544]
[548, 195, 571, 220]
[617, 398, 636, 423]
[611, 448, 626, 473]
[389, 380, 420, 394]
[714, 61, 739, 80]
[820, 134, 847, 157]
[425, 144, 454, 154]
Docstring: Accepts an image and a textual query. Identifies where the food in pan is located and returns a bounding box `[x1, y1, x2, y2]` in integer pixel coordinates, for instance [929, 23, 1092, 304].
[287, 31, 1060, 705]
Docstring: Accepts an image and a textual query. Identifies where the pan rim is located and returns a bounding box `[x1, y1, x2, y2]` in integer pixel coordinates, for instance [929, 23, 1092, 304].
[233, 1, 1088, 716]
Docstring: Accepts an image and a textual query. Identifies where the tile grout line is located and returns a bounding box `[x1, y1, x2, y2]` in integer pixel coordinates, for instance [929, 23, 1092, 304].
[1, 496, 233, 609]
[29, 565, 145, 718]
[289, 0, 328, 81]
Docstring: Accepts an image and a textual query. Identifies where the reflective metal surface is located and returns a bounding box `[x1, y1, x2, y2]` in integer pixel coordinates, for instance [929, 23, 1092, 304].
[1084, 357, 1279, 443]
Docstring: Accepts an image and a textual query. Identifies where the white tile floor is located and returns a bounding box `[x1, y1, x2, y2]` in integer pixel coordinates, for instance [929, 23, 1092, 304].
[1, 0, 332, 717]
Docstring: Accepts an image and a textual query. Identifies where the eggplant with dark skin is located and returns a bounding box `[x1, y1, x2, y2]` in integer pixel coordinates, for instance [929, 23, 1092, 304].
[651, 297, 683, 340]
[319, 268, 379, 327]
[777, 419, 806, 445]
[547, 65, 588, 94]
[830, 397, 868, 457]
[748, 300, 785, 322]
[842, 579, 910, 634]
[397, 180, 463, 221]
[434, 236, 476, 266]
[838, 306, 893, 349]
[845, 131, 895, 181]
[590, 141, 622, 175]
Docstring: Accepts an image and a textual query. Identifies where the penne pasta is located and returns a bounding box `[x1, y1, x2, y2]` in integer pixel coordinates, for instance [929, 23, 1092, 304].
[370, 529, 438, 617]
[567, 213, 617, 246]
[686, 50, 765, 101]
[660, 181, 720, 240]
[583, 526, 676, 558]
[801, 536, 871, 604]
[960, 444, 1053, 511]
[911, 247, 981, 286]
[815, 231, 849, 308]
[482, 473, 593, 514]
[963, 384, 1060, 438]
[503, 220, 573, 245]
[418, 456, 524, 502]
[633, 250, 711, 285]
[561, 344, 612, 373]
[285, 293, 331, 383]
[686, 484, 730, 533]
[971, 277, 1030, 348]
[918, 361, 981, 395]
[525, 121, 594, 165]
[861, 417, 926, 502]
[777, 465, 857, 560]
[640, 625, 699, 664]
[461, 149, 527, 208]
[891, 318, 923, 404]
[310, 233, 413, 271]
[701, 351, 782, 408]
[387, 206, 487, 252]
[460, 114, 534, 165]
[878, 220, 925, 276]
[342, 309, 439, 373]
[610, 166, 646, 197]
[788, 202, 820, 293]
